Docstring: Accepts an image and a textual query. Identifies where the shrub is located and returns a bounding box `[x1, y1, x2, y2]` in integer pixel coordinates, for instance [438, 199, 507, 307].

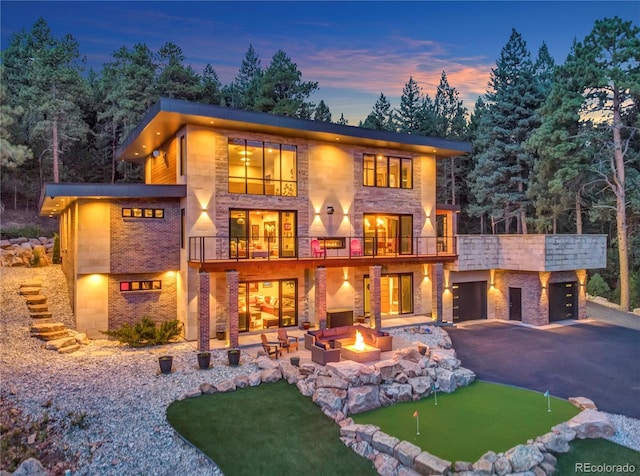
[52, 233, 60, 264]
[587, 273, 610, 298]
[0, 224, 42, 239]
[101, 317, 183, 347]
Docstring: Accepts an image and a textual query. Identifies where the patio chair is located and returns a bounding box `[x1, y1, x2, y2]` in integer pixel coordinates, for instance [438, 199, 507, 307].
[277, 328, 299, 353]
[350, 238, 362, 256]
[311, 239, 326, 258]
[260, 333, 282, 359]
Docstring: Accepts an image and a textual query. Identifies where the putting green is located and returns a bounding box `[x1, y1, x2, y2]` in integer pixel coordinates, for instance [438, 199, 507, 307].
[352, 380, 580, 462]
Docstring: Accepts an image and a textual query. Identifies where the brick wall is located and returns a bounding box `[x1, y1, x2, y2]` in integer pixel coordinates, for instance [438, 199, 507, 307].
[107, 272, 177, 330]
[110, 199, 181, 274]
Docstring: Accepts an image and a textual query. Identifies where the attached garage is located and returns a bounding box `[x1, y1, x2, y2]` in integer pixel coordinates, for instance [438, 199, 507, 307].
[549, 282, 577, 321]
[452, 281, 487, 322]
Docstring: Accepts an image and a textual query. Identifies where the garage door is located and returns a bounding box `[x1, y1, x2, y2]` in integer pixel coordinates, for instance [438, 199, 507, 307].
[452, 281, 487, 322]
[549, 282, 577, 321]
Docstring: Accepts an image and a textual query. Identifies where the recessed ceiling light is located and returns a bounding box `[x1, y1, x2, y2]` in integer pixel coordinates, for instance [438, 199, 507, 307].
[156, 132, 161, 135]
[134, 152, 139, 156]
[142, 145, 147, 148]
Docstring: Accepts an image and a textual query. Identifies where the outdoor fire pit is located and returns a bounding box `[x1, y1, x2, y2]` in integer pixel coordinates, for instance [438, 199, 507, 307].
[340, 330, 381, 363]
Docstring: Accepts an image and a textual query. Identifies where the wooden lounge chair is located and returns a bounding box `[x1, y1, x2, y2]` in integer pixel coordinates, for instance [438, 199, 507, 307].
[277, 328, 299, 353]
[260, 333, 282, 359]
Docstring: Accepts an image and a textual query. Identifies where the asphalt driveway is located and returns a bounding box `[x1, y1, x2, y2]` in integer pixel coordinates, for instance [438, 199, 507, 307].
[447, 305, 640, 419]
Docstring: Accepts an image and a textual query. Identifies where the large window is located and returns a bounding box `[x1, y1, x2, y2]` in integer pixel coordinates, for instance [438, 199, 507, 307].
[364, 273, 413, 316]
[363, 154, 412, 189]
[228, 138, 297, 196]
[363, 213, 413, 255]
[230, 209, 297, 259]
[238, 279, 297, 331]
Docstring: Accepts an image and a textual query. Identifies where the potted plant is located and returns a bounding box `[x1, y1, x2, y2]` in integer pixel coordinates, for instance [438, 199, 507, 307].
[197, 351, 211, 370]
[356, 316, 366, 324]
[216, 324, 226, 341]
[158, 355, 173, 374]
[290, 356, 300, 367]
[227, 348, 240, 366]
[301, 319, 311, 330]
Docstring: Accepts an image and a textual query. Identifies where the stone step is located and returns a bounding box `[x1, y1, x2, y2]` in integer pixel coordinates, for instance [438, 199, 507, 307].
[20, 280, 42, 289]
[44, 336, 77, 351]
[28, 304, 49, 313]
[31, 330, 71, 341]
[25, 295, 47, 305]
[19, 287, 41, 296]
[30, 311, 53, 320]
[30, 322, 67, 333]
[58, 344, 81, 354]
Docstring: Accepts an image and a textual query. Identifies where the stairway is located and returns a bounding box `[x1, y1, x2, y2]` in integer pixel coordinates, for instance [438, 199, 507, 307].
[20, 280, 82, 354]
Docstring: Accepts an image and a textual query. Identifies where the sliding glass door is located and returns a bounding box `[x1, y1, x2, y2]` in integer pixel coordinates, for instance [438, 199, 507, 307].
[364, 273, 414, 316]
[230, 209, 297, 259]
[363, 213, 413, 256]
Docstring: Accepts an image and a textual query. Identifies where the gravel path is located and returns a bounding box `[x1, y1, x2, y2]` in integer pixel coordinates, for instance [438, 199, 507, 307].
[1, 266, 637, 475]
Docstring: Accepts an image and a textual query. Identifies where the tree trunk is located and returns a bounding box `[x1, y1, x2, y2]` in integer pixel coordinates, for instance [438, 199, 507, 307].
[450, 157, 456, 205]
[520, 209, 528, 235]
[552, 214, 557, 234]
[575, 193, 583, 235]
[612, 89, 629, 311]
[52, 118, 60, 183]
[111, 123, 117, 183]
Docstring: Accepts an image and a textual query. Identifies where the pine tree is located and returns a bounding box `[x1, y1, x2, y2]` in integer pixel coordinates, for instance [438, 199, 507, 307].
[155, 42, 202, 101]
[362, 93, 395, 131]
[228, 44, 262, 109]
[337, 113, 349, 125]
[201, 64, 223, 105]
[0, 76, 33, 172]
[396, 77, 423, 133]
[314, 100, 332, 122]
[255, 50, 318, 117]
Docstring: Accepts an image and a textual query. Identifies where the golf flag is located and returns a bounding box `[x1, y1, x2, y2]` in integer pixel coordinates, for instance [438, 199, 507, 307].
[432, 382, 438, 405]
[413, 411, 419, 417]
[413, 411, 420, 435]
[544, 390, 549, 397]
[544, 391, 551, 412]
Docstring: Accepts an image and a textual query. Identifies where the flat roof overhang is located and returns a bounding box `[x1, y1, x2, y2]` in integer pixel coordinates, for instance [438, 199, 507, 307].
[39, 183, 186, 216]
[188, 254, 457, 274]
[116, 98, 472, 163]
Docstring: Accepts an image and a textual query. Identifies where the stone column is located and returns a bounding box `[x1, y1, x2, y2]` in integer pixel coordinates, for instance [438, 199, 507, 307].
[227, 270, 239, 348]
[431, 263, 444, 324]
[369, 265, 381, 330]
[197, 270, 210, 352]
[315, 266, 327, 329]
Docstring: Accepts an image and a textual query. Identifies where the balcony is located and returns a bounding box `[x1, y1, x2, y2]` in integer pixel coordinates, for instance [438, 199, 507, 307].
[188, 235, 457, 270]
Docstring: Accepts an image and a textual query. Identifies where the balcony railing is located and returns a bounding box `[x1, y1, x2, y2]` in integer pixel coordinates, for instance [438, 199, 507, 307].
[188, 235, 457, 263]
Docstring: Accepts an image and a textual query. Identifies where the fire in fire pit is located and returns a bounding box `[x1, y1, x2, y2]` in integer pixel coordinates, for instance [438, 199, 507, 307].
[341, 330, 381, 363]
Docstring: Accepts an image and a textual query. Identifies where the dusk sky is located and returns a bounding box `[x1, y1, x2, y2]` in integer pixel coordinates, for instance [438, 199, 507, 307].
[2, 1, 638, 123]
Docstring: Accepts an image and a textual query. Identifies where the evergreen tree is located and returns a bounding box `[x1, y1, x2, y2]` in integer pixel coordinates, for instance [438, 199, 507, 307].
[200, 64, 223, 105]
[314, 100, 332, 122]
[396, 77, 423, 133]
[255, 50, 318, 117]
[464, 97, 491, 233]
[155, 42, 202, 101]
[469, 29, 544, 234]
[362, 93, 395, 131]
[0, 76, 33, 172]
[228, 44, 262, 109]
[337, 113, 349, 125]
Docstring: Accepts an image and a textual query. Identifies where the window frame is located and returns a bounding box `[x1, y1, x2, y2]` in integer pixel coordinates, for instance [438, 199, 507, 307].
[363, 154, 413, 189]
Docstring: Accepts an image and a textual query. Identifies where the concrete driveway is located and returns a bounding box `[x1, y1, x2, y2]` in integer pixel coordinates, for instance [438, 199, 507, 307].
[447, 304, 640, 419]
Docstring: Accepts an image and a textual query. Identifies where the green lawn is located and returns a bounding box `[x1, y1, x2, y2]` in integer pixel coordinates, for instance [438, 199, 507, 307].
[166, 381, 377, 476]
[352, 380, 580, 462]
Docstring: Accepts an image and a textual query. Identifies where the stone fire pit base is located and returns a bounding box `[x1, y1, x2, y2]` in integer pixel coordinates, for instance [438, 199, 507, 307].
[340, 344, 381, 363]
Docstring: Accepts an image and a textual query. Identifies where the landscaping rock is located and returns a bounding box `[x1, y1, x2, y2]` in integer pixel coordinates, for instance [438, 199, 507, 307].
[199, 383, 216, 394]
[397, 466, 422, 476]
[550, 422, 576, 442]
[381, 382, 413, 402]
[453, 367, 476, 387]
[214, 379, 237, 393]
[327, 360, 365, 384]
[567, 409, 615, 438]
[255, 355, 279, 369]
[356, 364, 382, 386]
[352, 440, 376, 460]
[12, 458, 47, 476]
[296, 377, 315, 397]
[298, 363, 317, 376]
[540, 461, 557, 475]
[568, 396, 598, 411]
[413, 450, 451, 475]
[454, 461, 473, 472]
[44, 336, 76, 351]
[375, 359, 402, 383]
[184, 389, 202, 399]
[371, 430, 400, 455]
[435, 367, 457, 393]
[472, 456, 494, 474]
[394, 347, 423, 363]
[57, 343, 80, 354]
[313, 387, 346, 414]
[316, 374, 348, 390]
[248, 371, 262, 386]
[260, 367, 281, 383]
[279, 361, 299, 384]
[394, 440, 422, 467]
[538, 432, 570, 453]
[505, 444, 544, 472]
[356, 424, 380, 443]
[347, 385, 380, 414]
[234, 374, 251, 388]
[397, 358, 423, 378]
[407, 376, 432, 398]
[374, 452, 399, 476]
[494, 455, 512, 476]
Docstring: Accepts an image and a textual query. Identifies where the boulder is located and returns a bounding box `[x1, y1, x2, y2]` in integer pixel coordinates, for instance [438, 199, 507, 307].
[312, 387, 346, 414]
[356, 365, 382, 386]
[44, 336, 77, 351]
[298, 363, 317, 376]
[199, 383, 216, 394]
[316, 375, 348, 390]
[184, 389, 202, 399]
[214, 380, 237, 393]
[568, 396, 598, 411]
[394, 440, 422, 467]
[260, 367, 282, 383]
[472, 456, 494, 474]
[255, 355, 280, 369]
[566, 409, 615, 438]
[494, 455, 512, 476]
[435, 368, 457, 393]
[407, 376, 432, 398]
[505, 444, 544, 472]
[538, 432, 570, 453]
[234, 375, 251, 388]
[351, 440, 376, 460]
[12, 458, 47, 476]
[397, 359, 423, 378]
[296, 377, 316, 397]
[453, 367, 476, 387]
[327, 360, 366, 384]
[374, 359, 402, 382]
[381, 382, 413, 403]
[374, 452, 399, 476]
[394, 347, 423, 363]
[371, 430, 400, 455]
[279, 361, 299, 384]
[347, 385, 381, 414]
[247, 371, 262, 387]
[413, 451, 451, 475]
[550, 422, 576, 442]
[430, 348, 460, 370]
[397, 466, 422, 476]
[58, 344, 80, 354]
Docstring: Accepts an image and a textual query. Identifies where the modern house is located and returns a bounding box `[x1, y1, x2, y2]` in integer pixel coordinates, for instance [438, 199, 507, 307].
[40, 98, 606, 347]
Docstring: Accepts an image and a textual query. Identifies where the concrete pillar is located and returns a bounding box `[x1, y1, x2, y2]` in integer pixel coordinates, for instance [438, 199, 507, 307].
[369, 265, 382, 330]
[315, 267, 327, 329]
[227, 270, 239, 348]
[197, 271, 210, 352]
[431, 263, 444, 323]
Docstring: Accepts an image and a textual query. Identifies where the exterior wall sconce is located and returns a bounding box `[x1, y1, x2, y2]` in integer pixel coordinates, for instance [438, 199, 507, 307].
[327, 206, 335, 215]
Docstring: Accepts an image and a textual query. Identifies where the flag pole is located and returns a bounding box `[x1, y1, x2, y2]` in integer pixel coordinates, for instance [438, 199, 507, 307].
[544, 391, 551, 412]
[413, 411, 420, 435]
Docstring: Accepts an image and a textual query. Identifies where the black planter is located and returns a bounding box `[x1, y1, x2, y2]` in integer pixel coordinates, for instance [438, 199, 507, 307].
[290, 356, 300, 367]
[302, 322, 310, 330]
[227, 349, 240, 366]
[197, 352, 211, 370]
[158, 356, 173, 374]
[216, 331, 226, 340]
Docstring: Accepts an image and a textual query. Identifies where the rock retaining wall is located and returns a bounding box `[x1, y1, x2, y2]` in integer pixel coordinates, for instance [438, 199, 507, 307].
[1, 237, 55, 267]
